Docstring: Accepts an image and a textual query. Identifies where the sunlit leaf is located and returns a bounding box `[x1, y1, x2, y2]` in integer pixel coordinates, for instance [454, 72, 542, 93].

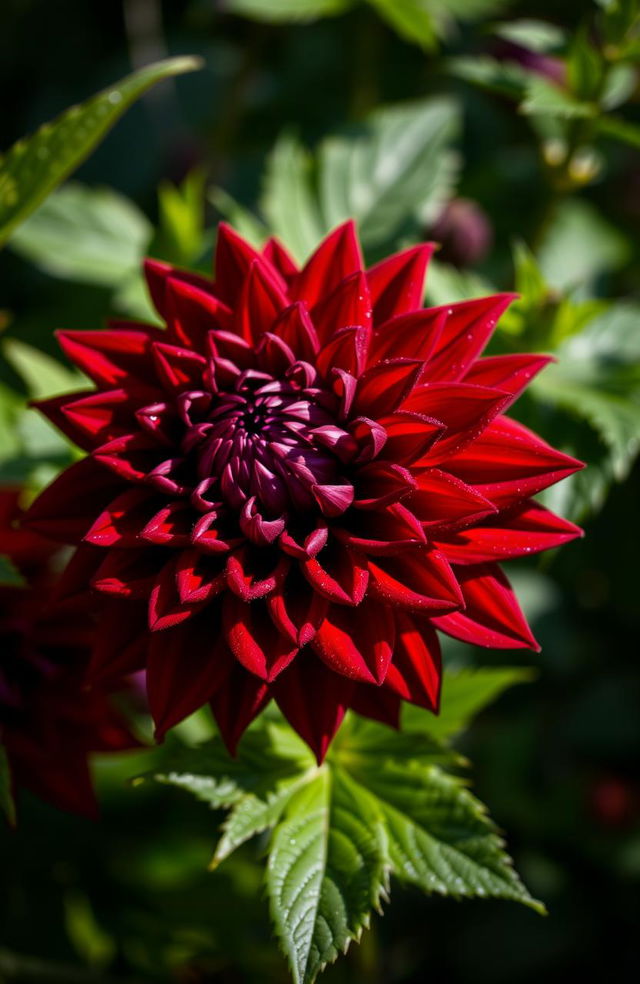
[225, 0, 354, 22]
[0, 56, 203, 247]
[319, 97, 460, 250]
[8, 183, 152, 286]
[149, 700, 542, 984]
[261, 133, 325, 264]
[403, 668, 535, 739]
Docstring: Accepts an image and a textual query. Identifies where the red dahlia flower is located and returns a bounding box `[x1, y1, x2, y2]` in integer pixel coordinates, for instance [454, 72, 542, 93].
[0, 487, 136, 817]
[25, 222, 583, 761]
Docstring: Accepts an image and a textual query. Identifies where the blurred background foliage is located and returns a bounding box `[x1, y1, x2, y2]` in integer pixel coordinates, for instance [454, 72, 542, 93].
[1, 0, 640, 981]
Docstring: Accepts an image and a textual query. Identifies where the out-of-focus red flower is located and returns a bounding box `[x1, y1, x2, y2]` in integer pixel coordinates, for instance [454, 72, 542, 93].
[0, 488, 136, 818]
[589, 776, 640, 830]
[493, 39, 567, 88]
[430, 198, 493, 269]
[25, 222, 583, 761]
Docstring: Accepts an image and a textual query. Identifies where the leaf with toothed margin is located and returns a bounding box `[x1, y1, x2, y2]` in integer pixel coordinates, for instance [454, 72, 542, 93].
[143, 691, 544, 983]
[267, 766, 389, 984]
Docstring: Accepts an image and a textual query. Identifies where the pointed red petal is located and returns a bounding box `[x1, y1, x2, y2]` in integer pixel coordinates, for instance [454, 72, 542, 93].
[210, 664, 271, 755]
[367, 243, 435, 323]
[143, 258, 215, 322]
[433, 563, 540, 650]
[369, 307, 445, 364]
[463, 353, 553, 407]
[316, 325, 369, 379]
[300, 541, 369, 605]
[354, 359, 423, 418]
[214, 223, 284, 306]
[151, 341, 207, 393]
[383, 613, 441, 711]
[353, 461, 416, 509]
[445, 416, 585, 508]
[23, 458, 126, 543]
[311, 270, 372, 346]
[367, 548, 463, 613]
[271, 302, 319, 360]
[377, 411, 444, 465]
[274, 654, 353, 763]
[262, 237, 299, 280]
[408, 467, 497, 530]
[267, 575, 329, 646]
[148, 557, 199, 631]
[223, 594, 299, 681]
[311, 597, 396, 685]
[234, 259, 290, 343]
[33, 389, 132, 451]
[148, 616, 233, 738]
[421, 294, 517, 383]
[164, 276, 233, 348]
[56, 327, 161, 390]
[403, 383, 510, 464]
[291, 220, 363, 310]
[434, 498, 583, 564]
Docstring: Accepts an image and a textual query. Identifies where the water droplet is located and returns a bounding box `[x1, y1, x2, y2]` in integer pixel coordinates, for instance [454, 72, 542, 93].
[108, 91, 123, 105]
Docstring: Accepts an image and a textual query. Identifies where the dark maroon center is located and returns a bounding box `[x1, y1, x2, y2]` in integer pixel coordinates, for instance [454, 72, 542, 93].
[166, 361, 352, 518]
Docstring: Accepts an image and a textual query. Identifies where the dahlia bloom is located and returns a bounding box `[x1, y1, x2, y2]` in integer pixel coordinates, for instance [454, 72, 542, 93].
[0, 487, 135, 817]
[25, 222, 582, 761]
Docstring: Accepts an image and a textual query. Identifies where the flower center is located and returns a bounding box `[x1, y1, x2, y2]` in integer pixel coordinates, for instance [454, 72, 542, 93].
[173, 363, 352, 517]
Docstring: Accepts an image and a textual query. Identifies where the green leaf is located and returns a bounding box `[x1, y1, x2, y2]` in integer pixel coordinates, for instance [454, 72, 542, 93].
[224, 0, 354, 22]
[148, 704, 543, 983]
[156, 169, 207, 267]
[597, 113, 640, 148]
[403, 668, 535, 740]
[209, 187, 268, 248]
[531, 302, 640, 518]
[8, 183, 152, 286]
[0, 554, 25, 587]
[319, 97, 460, 250]
[363, 765, 542, 910]
[141, 720, 315, 810]
[267, 767, 389, 984]
[447, 55, 532, 100]
[0, 743, 16, 826]
[0, 56, 203, 247]
[366, 0, 438, 50]
[537, 199, 629, 291]
[261, 133, 326, 264]
[3, 338, 85, 399]
[520, 77, 594, 118]
[0, 383, 24, 467]
[425, 260, 496, 306]
[513, 239, 549, 306]
[600, 63, 637, 111]
[492, 19, 566, 52]
[567, 29, 604, 102]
